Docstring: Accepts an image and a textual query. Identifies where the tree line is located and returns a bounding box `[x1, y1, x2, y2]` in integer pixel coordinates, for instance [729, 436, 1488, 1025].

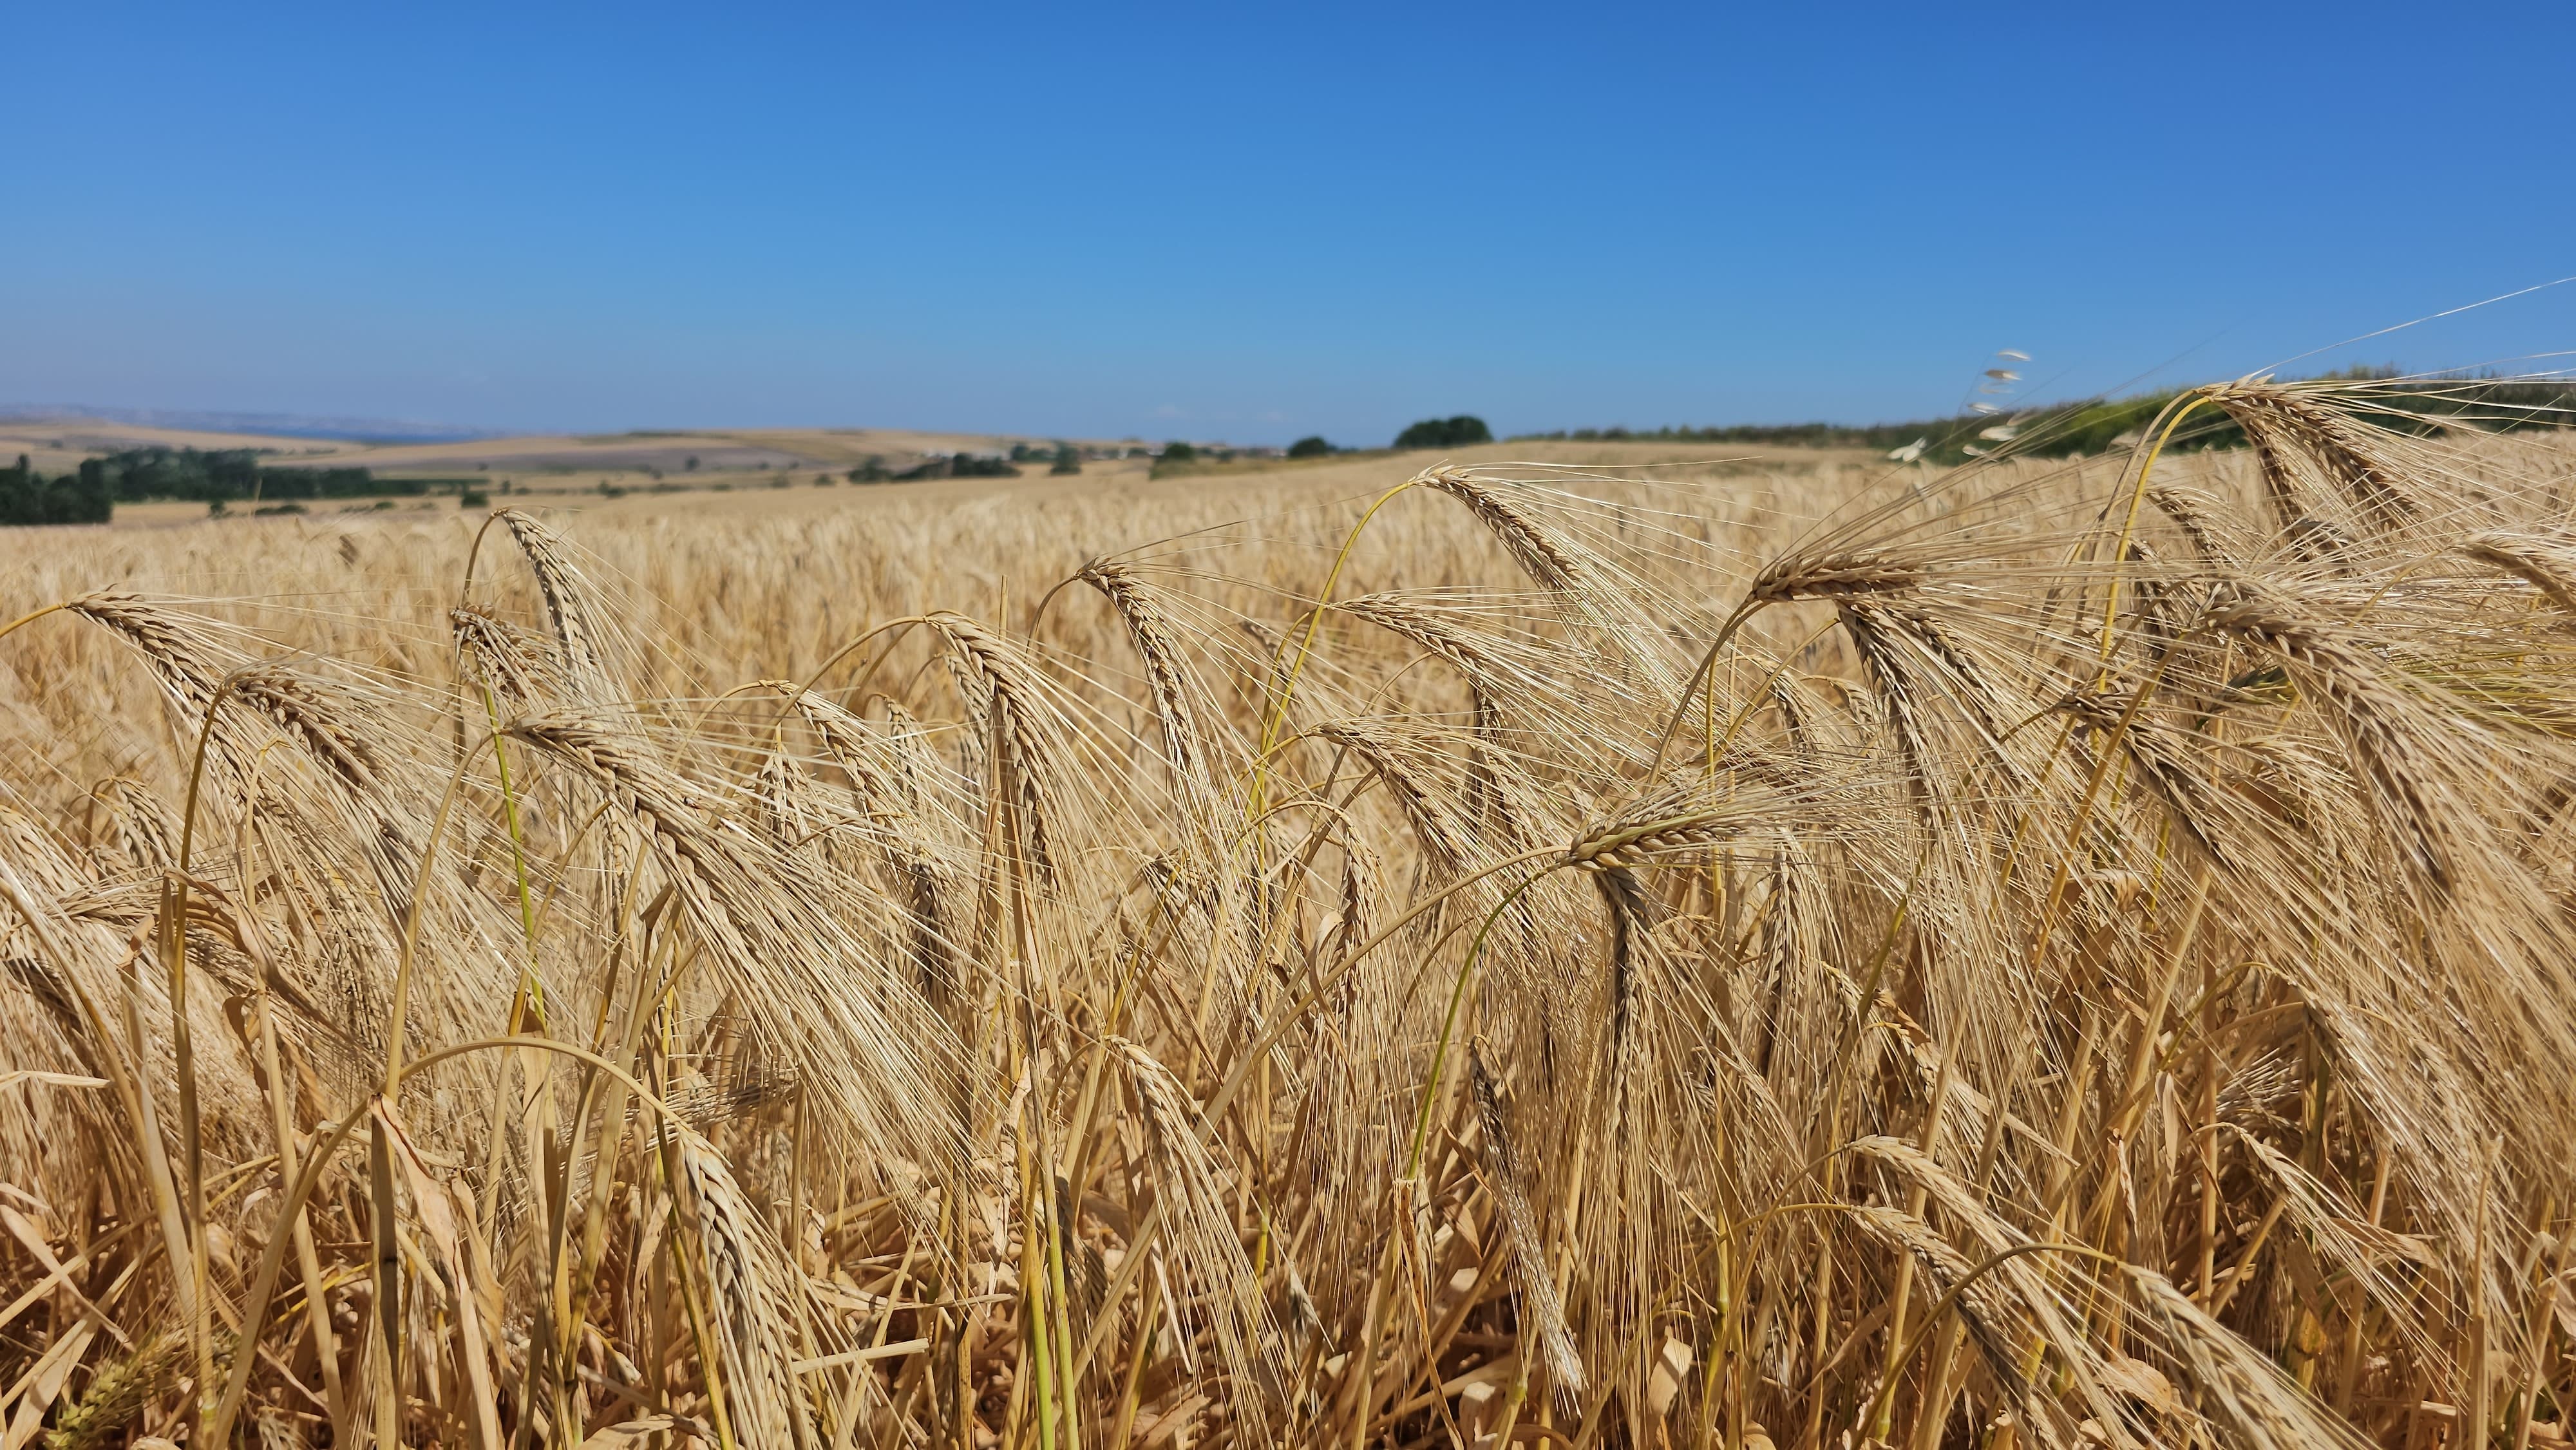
[0, 455, 114, 525]
[82, 447, 419, 502]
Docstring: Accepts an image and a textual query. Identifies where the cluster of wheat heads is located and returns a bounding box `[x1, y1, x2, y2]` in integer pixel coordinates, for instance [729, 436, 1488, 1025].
[5, 381, 2576, 1450]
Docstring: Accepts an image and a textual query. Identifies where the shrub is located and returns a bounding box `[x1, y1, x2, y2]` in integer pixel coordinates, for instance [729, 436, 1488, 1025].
[1287, 435, 1333, 458]
[1394, 415, 1493, 449]
[459, 489, 491, 508]
[1160, 440, 1197, 462]
[1050, 445, 1081, 475]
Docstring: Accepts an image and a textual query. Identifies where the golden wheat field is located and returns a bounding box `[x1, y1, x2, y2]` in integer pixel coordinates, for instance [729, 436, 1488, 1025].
[6, 382, 2576, 1450]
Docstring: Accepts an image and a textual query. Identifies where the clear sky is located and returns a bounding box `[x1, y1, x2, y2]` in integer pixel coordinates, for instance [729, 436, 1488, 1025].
[6, 3, 2573, 445]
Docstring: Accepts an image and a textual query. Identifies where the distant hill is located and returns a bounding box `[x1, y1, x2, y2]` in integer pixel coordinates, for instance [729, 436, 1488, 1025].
[0, 415, 1180, 505]
[0, 404, 497, 445]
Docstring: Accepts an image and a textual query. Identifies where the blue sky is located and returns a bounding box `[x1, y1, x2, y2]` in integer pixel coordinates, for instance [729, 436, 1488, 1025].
[6, 3, 2573, 444]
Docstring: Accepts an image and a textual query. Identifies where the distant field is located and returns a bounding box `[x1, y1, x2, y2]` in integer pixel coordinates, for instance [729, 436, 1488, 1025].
[3, 411, 1891, 527]
[271, 424, 1081, 476]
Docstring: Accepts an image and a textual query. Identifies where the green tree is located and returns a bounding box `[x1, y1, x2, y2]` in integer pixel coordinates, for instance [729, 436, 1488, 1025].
[1050, 444, 1081, 475]
[1287, 436, 1332, 458]
[1394, 415, 1492, 449]
[1160, 441, 1197, 462]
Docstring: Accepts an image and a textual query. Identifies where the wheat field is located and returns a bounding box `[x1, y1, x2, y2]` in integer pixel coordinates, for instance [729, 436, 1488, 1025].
[4, 382, 2575, 1450]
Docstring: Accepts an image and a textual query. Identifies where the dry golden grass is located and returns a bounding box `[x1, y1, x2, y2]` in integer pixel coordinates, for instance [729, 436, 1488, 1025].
[5, 386, 2576, 1450]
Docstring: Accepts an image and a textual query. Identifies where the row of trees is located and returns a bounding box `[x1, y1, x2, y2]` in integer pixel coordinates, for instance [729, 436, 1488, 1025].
[1147, 420, 1484, 477]
[79, 447, 424, 502]
[846, 452, 1030, 484]
[1, 456, 114, 524]
[1007, 441, 1084, 474]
